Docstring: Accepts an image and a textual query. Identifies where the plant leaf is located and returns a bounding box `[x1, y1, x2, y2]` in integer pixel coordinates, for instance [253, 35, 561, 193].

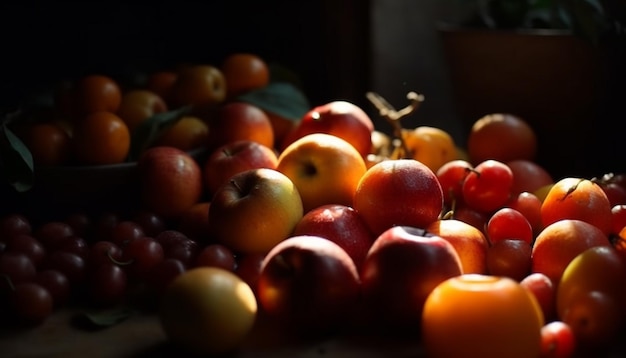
[237, 82, 310, 122]
[0, 117, 34, 193]
[128, 105, 193, 161]
[77, 307, 135, 329]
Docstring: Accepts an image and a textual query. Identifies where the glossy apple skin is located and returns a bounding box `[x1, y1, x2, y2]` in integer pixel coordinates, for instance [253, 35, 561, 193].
[281, 101, 374, 158]
[277, 133, 367, 213]
[426, 219, 489, 274]
[292, 204, 376, 270]
[206, 101, 274, 151]
[203, 140, 278, 196]
[257, 235, 361, 332]
[360, 226, 462, 330]
[138, 146, 203, 220]
[208, 168, 303, 255]
[353, 159, 444, 236]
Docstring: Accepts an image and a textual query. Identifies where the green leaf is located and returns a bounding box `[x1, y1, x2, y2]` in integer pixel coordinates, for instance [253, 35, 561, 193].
[0, 116, 34, 193]
[128, 105, 193, 161]
[77, 307, 135, 329]
[237, 82, 310, 122]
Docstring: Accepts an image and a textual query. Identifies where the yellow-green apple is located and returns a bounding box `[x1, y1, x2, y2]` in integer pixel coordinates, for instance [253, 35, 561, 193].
[138, 146, 204, 220]
[256, 235, 361, 332]
[425, 218, 489, 274]
[277, 133, 367, 214]
[557, 246, 626, 322]
[292, 204, 376, 270]
[116, 89, 168, 132]
[280, 101, 374, 158]
[360, 226, 462, 330]
[169, 64, 227, 111]
[203, 140, 278, 196]
[399, 126, 458, 173]
[208, 168, 303, 255]
[206, 101, 274, 151]
[353, 159, 444, 236]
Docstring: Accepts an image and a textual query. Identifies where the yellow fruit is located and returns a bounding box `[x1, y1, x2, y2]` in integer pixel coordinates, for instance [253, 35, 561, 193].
[398, 126, 457, 173]
[159, 267, 257, 355]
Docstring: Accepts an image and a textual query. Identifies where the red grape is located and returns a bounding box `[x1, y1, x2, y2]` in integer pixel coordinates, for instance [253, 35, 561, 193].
[87, 263, 127, 307]
[486, 207, 533, 245]
[195, 244, 236, 271]
[462, 159, 514, 213]
[0, 214, 32, 242]
[9, 282, 53, 325]
[120, 236, 164, 280]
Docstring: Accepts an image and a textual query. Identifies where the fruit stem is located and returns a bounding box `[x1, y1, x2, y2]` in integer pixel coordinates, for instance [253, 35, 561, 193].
[1, 274, 15, 291]
[366, 91, 424, 158]
[107, 250, 133, 266]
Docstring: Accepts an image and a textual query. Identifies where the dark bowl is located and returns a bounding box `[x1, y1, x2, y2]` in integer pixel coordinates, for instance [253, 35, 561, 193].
[1, 148, 208, 222]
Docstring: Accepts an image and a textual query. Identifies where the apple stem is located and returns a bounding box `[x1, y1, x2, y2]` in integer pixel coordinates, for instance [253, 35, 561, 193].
[366, 91, 425, 159]
[231, 179, 244, 194]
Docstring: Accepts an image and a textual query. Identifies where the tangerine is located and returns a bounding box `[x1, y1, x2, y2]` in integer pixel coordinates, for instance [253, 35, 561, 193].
[19, 122, 71, 166]
[221, 53, 270, 99]
[467, 113, 537, 165]
[71, 111, 130, 165]
[153, 116, 209, 151]
[74, 74, 122, 116]
[541, 177, 612, 236]
[531, 219, 611, 284]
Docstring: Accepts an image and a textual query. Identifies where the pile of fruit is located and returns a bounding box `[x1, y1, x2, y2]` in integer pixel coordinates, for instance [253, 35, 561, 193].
[2, 52, 626, 358]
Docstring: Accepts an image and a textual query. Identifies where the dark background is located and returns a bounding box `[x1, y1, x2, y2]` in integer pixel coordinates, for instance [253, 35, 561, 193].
[0, 0, 372, 114]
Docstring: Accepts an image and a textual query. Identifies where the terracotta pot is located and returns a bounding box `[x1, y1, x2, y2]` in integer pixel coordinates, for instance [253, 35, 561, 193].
[439, 24, 623, 178]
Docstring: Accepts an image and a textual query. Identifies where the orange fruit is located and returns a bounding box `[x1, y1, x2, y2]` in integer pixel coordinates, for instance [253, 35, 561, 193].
[221, 53, 270, 99]
[145, 70, 178, 104]
[74, 74, 122, 116]
[116, 89, 168, 132]
[422, 274, 543, 358]
[18, 122, 71, 166]
[531, 219, 611, 285]
[153, 116, 209, 151]
[467, 113, 537, 165]
[71, 111, 130, 165]
[159, 267, 257, 355]
[541, 177, 612, 236]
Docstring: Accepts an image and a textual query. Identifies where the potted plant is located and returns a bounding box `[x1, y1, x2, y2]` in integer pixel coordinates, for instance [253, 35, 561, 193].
[438, 0, 625, 178]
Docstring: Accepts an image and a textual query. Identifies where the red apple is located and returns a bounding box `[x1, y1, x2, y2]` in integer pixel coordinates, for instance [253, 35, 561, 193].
[138, 146, 203, 220]
[256, 235, 361, 332]
[203, 139, 278, 196]
[280, 100, 374, 158]
[353, 159, 444, 236]
[360, 226, 463, 330]
[208, 168, 303, 255]
[206, 101, 274, 151]
[292, 204, 375, 270]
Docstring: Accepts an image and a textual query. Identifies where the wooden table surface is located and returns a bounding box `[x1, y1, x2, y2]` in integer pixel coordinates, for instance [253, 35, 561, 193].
[3, 304, 626, 358]
[0, 307, 428, 358]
